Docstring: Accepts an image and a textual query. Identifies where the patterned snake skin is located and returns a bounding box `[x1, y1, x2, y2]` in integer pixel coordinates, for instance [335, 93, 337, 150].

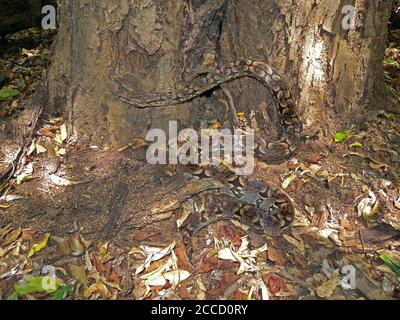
[120, 59, 301, 239]
[181, 166, 294, 239]
[121, 59, 301, 163]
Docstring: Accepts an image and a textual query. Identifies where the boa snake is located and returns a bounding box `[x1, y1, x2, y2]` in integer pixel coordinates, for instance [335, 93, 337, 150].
[120, 59, 301, 240]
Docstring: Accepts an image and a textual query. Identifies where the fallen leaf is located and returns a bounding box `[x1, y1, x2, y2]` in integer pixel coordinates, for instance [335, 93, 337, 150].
[6, 291, 18, 300]
[52, 236, 71, 255]
[283, 234, 305, 255]
[28, 233, 50, 258]
[134, 242, 176, 276]
[108, 271, 121, 286]
[0, 194, 23, 202]
[132, 278, 151, 300]
[315, 269, 339, 298]
[0, 86, 20, 100]
[380, 255, 400, 276]
[83, 282, 111, 299]
[164, 270, 190, 286]
[97, 242, 111, 264]
[35, 143, 47, 154]
[217, 237, 268, 275]
[282, 173, 297, 189]
[50, 175, 86, 187]
[267, 246, 286, 266]
[0, 224, 13, 238]
[69, 264, 88, 285]
[259, 280, 270, 300]
[245, 284, 255, 300]
[357, 191, 379, 220]
[198, 256, 236, 273]
[350, 141, 363, 148]
[60, 124, 68, 142]
[2, 227, 21, 246]
[15, 162, 34, 184]
[68, 236, 85, 256]
[334, 130, 352, 143]
[14, 276, 60, 295]
[262, 274, 285, 295]
[39, 128, 56, 138]
[178, 282, 192, 299]
[132, 138, 147, 149]
[92, 254, 106, 273]
[175, 243, 192, 272]
[304, 155, 323, 164]
[49, 284, 74, 300]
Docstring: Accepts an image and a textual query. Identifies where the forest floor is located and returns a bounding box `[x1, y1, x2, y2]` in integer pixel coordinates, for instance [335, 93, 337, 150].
[0, 28, 399, 301]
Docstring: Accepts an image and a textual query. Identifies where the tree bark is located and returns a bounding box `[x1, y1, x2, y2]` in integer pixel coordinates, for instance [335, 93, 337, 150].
[46, 0, 392, 148]
[0, 0, 57, 36]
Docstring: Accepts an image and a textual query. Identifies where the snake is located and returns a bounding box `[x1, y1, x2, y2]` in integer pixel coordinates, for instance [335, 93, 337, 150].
[119, 59, 301, 242]
[181, 165, 294, 238]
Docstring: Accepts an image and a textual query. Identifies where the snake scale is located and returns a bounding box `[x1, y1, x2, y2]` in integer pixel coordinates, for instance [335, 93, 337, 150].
[120, 59, 301, 242]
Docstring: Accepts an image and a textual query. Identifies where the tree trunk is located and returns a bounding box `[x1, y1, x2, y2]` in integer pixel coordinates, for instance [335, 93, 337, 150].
[46, 0, 392, 148]
[0, 0, 57, 36]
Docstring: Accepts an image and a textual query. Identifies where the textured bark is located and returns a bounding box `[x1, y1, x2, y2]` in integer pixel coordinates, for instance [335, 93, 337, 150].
[46, 0, 392, 148]
[0, 0, 57, 35]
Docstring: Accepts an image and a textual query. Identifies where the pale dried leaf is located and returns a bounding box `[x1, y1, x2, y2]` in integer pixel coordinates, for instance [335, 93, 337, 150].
[315, 269, 339, 298]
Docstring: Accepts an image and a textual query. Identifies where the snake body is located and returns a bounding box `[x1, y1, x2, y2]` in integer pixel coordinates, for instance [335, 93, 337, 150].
[122, 59, 301, 163]
[182, 167, 294, 239]
[121, 59, 301, 238]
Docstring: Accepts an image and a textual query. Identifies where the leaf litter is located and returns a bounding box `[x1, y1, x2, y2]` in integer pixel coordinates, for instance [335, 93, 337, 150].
[1, 24, 400, 301]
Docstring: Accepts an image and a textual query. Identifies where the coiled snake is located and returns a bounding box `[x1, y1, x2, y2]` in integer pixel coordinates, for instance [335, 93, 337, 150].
[120, 59, 301, 242]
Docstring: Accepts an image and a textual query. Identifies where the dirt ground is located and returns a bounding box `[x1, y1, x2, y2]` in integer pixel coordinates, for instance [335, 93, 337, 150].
[0, 28, 399, 300]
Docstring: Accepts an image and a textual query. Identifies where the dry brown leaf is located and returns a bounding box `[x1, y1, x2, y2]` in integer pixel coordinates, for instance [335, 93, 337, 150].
[108, 271, 121, 286]
[92, 254, 106, 273]
[1, 227, 21, 246]
[83, 282, 111, 299]
[262, 274, 286, 295]
[69, 264, 88, 285]
[68, 236, 85, 256]
[357, 191, 379, 220]
[315, 269, 339, 298]
[283, 234, 306, 255]
[21, 228, 33, 241]
[0, 224, 12, 238]
[267, 246, 286, 266]
[175, 244, 193, 272]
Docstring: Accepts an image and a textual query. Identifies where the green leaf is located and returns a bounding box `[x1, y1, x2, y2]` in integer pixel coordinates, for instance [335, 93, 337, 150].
[28, 233, 50, 258]
[49, 285, 74, 300]
[0, 86, 20, 100]
[386, 113, 397, 122]
[384, 82, 398, 97]
[350, 141, 363, 148]
[14, 275, 59, 295]
[384, 56, 395, 64]
[380, 255, 400, 276]
[334, 130, 352, 143]
[6, 291, 18, 300]
[245, 284, 255, 300]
